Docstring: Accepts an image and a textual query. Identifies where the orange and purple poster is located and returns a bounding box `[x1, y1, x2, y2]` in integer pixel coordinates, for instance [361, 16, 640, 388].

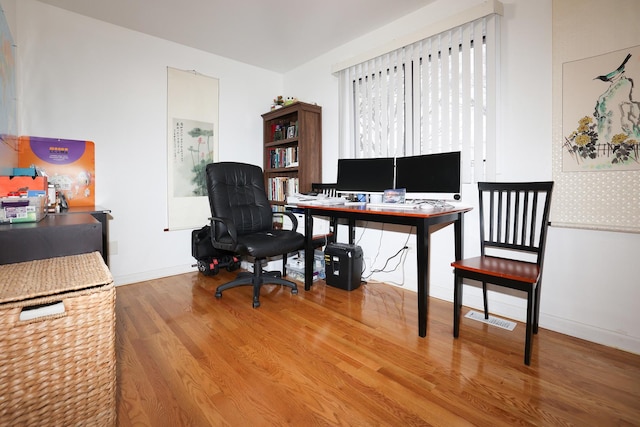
[18, 136, 95, 207]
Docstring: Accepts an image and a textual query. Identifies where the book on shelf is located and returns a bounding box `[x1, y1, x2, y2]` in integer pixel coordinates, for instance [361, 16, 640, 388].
[267, 177, 299, 202]
[268, 146, 299, 169]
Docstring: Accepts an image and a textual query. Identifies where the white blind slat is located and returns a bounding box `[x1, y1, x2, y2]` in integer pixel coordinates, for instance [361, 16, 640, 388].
[450, 27, 461, 169]
[460, 22, 472, 184]
[473, 19, 485, 183]
[441, 31, 452, 153]
[396, 49, 406, 157]
[432, 35, 441, 152]
[379, 54, 389, 157]
[422, 38, 433, 154]
[485, 14, 498, 181]
[410, 41, 422, 156]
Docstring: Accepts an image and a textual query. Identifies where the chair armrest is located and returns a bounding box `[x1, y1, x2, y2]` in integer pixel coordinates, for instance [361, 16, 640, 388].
[208, 215, 238, 249]
[273, 210, 298, 231]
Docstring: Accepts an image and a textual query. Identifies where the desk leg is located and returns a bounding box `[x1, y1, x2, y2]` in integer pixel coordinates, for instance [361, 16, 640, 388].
[304, 209, 314, 291]
[454, 212, 464, 261]
[348, 219, 355, 244]
[90, 212, 109, 266]
[416, 219, 430, 337]
[453, 213, 465, 328]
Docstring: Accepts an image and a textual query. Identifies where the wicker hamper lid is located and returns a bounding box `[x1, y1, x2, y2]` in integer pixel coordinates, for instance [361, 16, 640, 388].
[0, 251, 113, 304]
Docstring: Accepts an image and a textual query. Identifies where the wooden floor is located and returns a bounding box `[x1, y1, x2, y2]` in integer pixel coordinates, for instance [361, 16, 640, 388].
[116, 269, 640, 426]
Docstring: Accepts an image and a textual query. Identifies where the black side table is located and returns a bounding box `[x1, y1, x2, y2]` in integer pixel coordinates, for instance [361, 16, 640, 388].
[50, 206, 111, 266]
[0, 213, 103, 265]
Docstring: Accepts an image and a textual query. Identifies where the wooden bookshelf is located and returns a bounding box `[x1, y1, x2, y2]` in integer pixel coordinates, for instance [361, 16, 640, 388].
[262, 102, 322, 206]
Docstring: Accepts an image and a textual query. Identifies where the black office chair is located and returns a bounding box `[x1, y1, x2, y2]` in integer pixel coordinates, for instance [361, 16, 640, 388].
[451, 181, 553, 365]
[205, 162, 304, 308]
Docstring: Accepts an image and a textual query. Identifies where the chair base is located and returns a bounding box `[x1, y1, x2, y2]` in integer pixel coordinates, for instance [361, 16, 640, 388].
[215, 258, 298, 308]
[453, 270, 539, 365]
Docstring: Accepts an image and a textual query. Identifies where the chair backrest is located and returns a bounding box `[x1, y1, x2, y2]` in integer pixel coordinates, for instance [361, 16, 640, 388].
[478, 182, 554, 266]
[311, 183, 338, 198]
[205, 162, 273, 238]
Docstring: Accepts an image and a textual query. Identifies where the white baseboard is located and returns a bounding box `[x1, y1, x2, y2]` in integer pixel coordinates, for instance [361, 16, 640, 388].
[539, 313, 640, 356]
[113, 264, 197, 286]
[428, 281, 640, 356]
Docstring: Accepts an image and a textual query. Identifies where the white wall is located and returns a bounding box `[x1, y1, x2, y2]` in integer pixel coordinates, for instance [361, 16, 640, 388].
[285, 0, 640, 355]
[6, 0, 639, 355]
[11, 0, 283, 284]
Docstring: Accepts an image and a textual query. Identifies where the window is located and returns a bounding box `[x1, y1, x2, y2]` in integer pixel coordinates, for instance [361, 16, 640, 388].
[338, 14, 500, 184]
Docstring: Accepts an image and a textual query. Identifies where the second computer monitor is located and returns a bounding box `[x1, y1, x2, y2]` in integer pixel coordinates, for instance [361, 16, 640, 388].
[395, 151, 461, 201]
[336, 157, 395, 193]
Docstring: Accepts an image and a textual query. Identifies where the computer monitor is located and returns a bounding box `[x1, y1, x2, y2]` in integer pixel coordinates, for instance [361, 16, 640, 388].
[336, 157, 395, 193]
[394, 151, 462, 201]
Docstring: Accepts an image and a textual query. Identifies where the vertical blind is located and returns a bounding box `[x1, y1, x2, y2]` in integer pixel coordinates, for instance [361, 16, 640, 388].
[338, 14, 500, 184]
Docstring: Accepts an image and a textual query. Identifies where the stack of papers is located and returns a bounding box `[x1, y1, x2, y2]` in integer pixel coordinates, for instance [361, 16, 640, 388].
[286, 193, 317, 203]
[306, 197, 346, 206]
[367, 202, 419, 210]
[287, 193, 346, 205]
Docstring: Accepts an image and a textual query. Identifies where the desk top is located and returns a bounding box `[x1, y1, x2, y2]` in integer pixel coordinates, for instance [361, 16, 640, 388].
[49, 205, 111, 215]
[0, 213, 99, 231]
[296, 202, 472, 219]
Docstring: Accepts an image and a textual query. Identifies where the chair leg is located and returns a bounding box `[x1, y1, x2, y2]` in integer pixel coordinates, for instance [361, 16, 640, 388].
[215, 272, 253, 296]
[524, 288, 534, 365]
[453, 272, 462, 338]
[251, 259, 300, 308]
[252, 264, 262, 308]
[533, 280, 542, 334]
[482, 281, 489, 319]
[282, 252, 288, 277]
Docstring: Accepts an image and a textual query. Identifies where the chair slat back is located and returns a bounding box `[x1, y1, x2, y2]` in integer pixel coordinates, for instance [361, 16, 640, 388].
[311, 183, 338, 198]
[478, 182, 553, 265]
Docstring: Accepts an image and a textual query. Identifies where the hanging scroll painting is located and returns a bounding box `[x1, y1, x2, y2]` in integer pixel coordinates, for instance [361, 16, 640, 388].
[562, 46, 640, 171]
[166, 67, 219, 231]
[171, 118, 214, 197]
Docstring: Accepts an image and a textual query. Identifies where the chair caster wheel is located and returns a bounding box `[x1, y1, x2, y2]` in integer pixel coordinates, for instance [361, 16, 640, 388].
[253, 301, 260, 308]
[215, 291, 222, 298]
[291, 289, 298, 295]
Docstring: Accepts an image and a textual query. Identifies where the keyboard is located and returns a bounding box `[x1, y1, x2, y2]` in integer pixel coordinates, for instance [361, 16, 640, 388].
[367, 202, 420, 210]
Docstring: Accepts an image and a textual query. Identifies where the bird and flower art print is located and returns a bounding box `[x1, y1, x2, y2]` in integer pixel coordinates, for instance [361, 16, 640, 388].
[562, 46, 640, 172]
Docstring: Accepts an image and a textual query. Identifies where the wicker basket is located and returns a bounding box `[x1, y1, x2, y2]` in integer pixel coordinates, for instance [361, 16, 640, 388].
[0, 252, 116, 426]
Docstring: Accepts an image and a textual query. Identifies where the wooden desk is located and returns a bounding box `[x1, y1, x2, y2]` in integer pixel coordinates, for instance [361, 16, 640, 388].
[300, 203, 472, 337]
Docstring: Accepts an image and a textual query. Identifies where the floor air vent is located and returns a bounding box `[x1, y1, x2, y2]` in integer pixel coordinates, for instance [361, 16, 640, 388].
[465, 310, 517, 331]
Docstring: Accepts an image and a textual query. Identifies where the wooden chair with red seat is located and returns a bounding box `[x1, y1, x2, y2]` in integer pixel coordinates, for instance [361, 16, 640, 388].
[451, 181, 554, 365]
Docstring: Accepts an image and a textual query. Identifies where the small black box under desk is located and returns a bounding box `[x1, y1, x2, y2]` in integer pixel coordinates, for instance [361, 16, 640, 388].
[324, 243, 363, 291]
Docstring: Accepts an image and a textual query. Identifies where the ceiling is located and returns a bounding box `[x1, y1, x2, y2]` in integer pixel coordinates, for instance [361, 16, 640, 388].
[35, 0, 435, 73]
